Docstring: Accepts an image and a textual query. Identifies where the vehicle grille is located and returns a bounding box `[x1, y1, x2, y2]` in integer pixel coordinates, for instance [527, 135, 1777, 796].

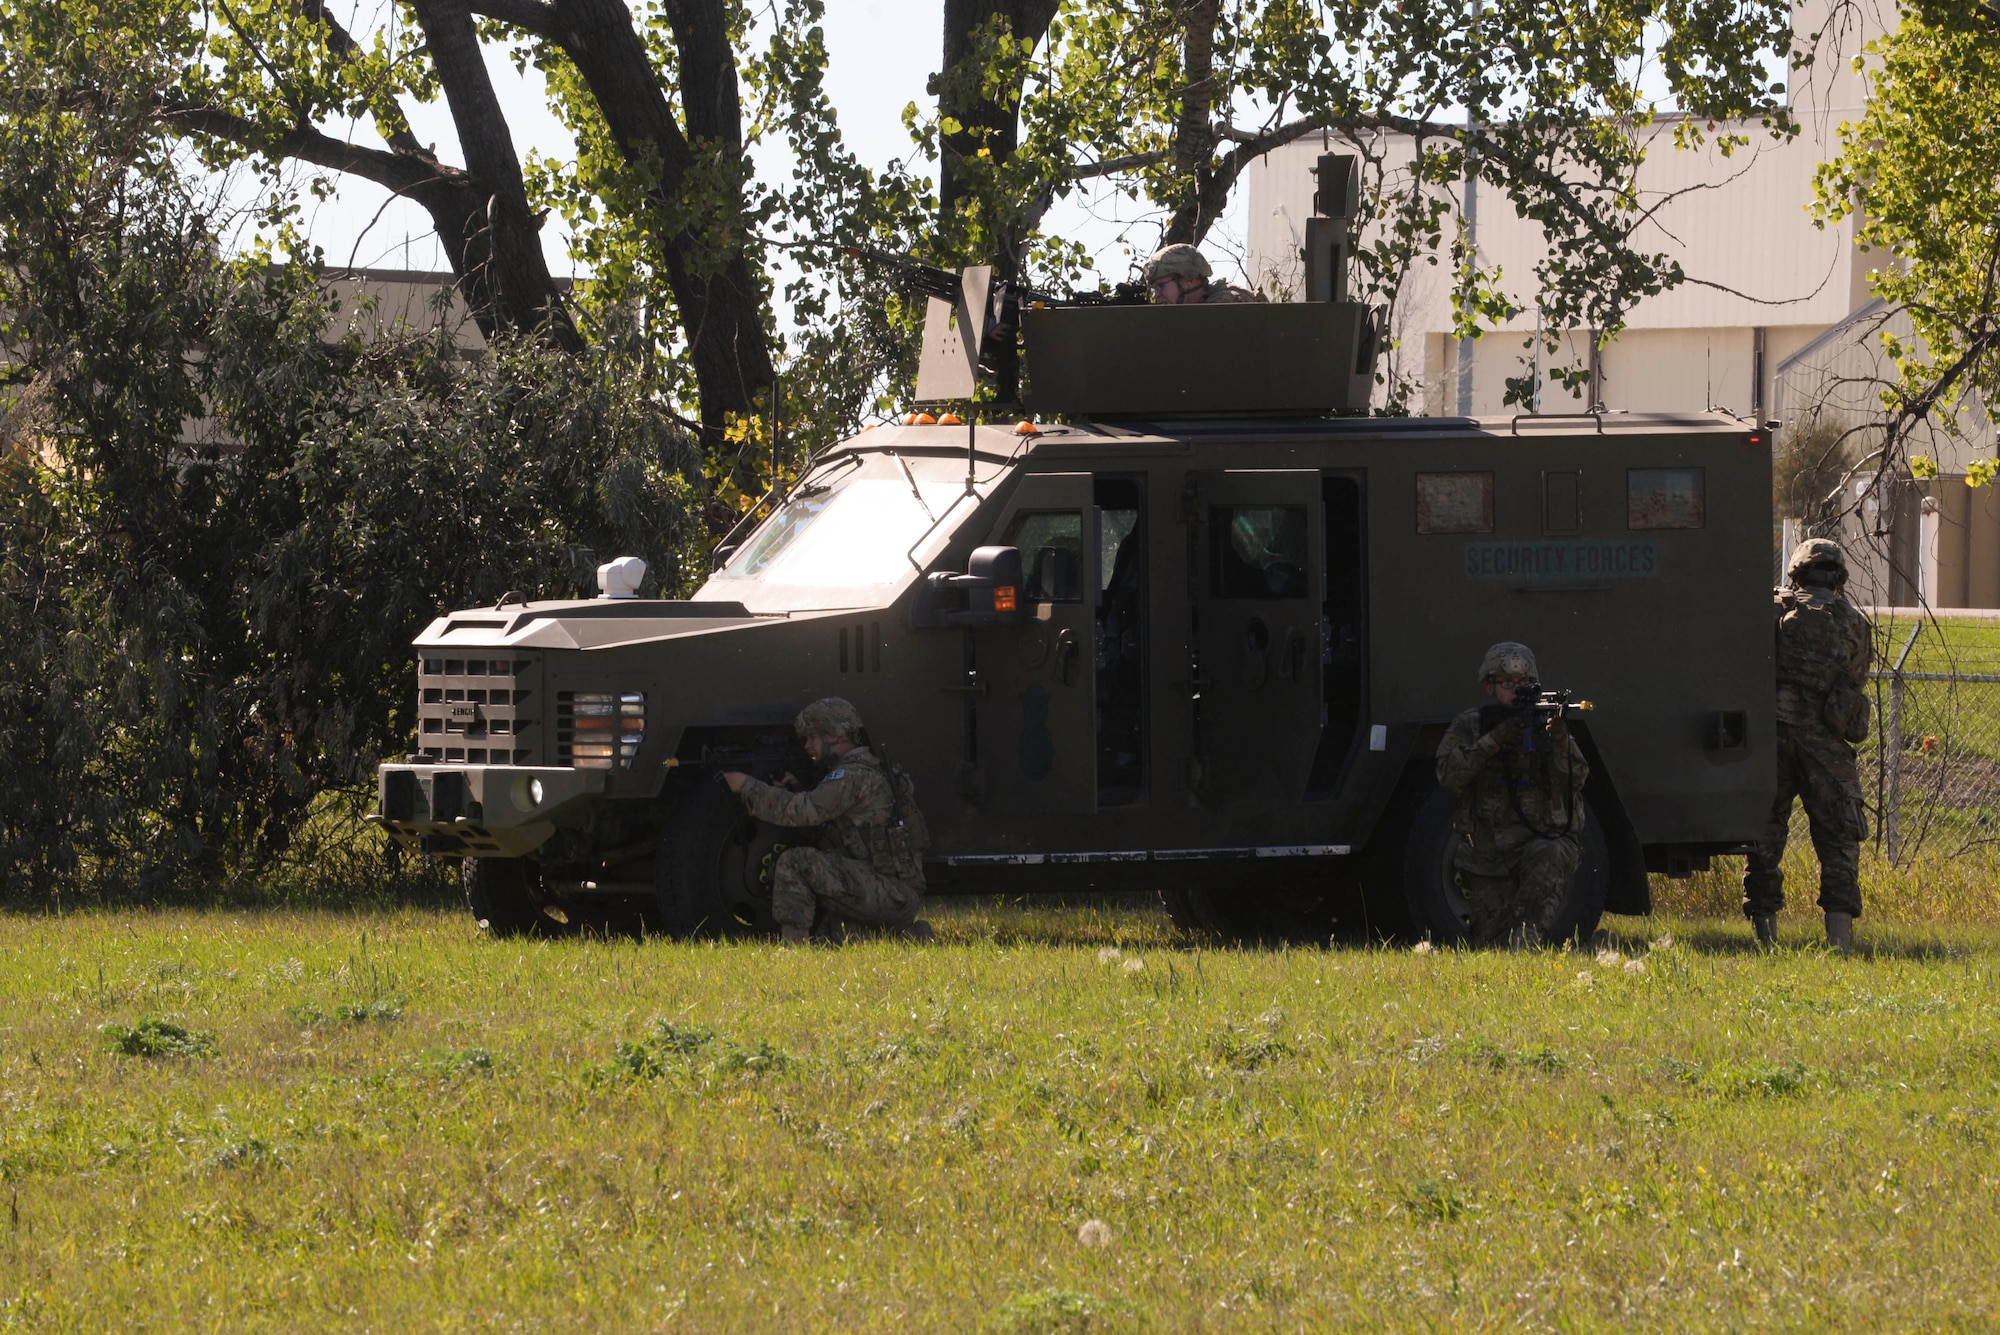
[556, 691, 646, 769]
[415, 655, 535, 764]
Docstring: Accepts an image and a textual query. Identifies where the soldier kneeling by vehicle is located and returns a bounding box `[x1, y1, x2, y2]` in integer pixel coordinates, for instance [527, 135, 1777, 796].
[1436, 642, 1589, 948]
[723, 698, 933, 944]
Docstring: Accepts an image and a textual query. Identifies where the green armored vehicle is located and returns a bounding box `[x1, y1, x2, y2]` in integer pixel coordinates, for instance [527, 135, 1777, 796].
[372, 159, 1774, 942]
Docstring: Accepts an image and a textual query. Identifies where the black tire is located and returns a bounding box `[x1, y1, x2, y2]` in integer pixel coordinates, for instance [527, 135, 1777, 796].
[655, 782, 787, 938]
[1388, 786, 1610, 946]
[463, 857, 568, 938]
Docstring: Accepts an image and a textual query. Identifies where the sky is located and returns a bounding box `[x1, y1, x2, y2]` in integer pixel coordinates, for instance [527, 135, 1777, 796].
[267, 0, 1250, 305]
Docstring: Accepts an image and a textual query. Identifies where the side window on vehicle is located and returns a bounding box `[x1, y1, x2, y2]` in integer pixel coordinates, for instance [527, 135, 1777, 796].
[1628, 467, 1705, 529]
[1211, 505, 1309, 599]
[1001, 510, 1085, 602]
[1415, 471, 1494, 534]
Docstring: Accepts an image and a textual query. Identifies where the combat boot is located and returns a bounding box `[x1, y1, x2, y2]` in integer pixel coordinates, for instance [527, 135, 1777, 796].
[780, 924, 811, 945]
[1824, 911, 1854, 954]
[1751, 914, 1778, 946]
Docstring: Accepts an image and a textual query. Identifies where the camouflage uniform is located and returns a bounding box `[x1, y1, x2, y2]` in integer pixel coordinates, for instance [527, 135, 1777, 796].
[1743, 541, 1873, 922]
[1199, 281, 1269, 305]
[1435, 642, 1590, 947]
[735, 699, 926, 936]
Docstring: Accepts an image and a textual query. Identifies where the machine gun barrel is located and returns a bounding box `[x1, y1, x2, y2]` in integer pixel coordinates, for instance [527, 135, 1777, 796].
[841, 245, 964, 304]
[842, 246, 1146, 311]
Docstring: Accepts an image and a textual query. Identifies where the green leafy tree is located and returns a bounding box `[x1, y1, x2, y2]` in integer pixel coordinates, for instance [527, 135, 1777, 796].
[924, 0, 1799, 407]
[0, 28, 697, 895]
[1815, 2, 2000, 487]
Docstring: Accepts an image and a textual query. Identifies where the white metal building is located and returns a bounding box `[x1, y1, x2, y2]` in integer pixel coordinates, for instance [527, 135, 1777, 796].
[1244, 1, 1891, 424]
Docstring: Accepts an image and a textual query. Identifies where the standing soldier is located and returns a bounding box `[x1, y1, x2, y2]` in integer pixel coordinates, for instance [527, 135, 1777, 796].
[1744, 539, 1873, 951]
[1142, 244, 1269, 305]
[722, 698, 932, 944]
[1436, 642, 1590, 948]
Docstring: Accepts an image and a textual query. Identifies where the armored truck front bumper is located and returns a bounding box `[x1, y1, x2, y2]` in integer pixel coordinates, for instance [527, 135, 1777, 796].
[373, 763, 608, 858]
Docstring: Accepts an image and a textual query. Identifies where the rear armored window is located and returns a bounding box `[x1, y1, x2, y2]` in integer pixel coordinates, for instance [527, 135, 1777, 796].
[1628, 467, 1705, 529]
[1210, 505, 1309, 599]
[1002, 510, 1085, 602]
[1415, 472, 1494, 534]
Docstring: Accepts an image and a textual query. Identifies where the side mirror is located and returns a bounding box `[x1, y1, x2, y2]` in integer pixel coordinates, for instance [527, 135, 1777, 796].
[710, 544, 738, 572]
[913, 545, 1026, 627]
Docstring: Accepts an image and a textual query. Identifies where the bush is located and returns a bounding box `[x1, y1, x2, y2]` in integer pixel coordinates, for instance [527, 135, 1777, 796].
[0, 62, 702, 900]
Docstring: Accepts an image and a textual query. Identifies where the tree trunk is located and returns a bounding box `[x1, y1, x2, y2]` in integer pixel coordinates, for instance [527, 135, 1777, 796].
[544, 0, 775, 444]
[1162, 0, 1222, 245]
[938, 0, 1060, 270]
[408, 0, 581, 350]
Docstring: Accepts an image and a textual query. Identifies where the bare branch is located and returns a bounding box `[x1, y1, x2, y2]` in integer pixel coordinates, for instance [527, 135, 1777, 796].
[1215, 116, 1328, 180]
[295, 0, 428, 156]
[156, 98, 465, 198]
[1072, 149, 1170, 180]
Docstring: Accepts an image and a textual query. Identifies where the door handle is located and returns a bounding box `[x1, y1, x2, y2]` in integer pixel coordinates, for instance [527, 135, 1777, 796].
[1053, 629, 1079, 686]
[1283, 628, 1309, 682]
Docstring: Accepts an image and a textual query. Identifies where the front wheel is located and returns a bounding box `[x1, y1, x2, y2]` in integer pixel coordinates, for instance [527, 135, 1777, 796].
[464, 857, 569, 938]
[654, 782, 787, 938]
[1370, 785, 1610, 946]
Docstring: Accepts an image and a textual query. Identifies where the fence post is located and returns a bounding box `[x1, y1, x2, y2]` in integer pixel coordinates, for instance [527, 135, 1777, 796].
[1885, 673, 1903, 863]
[1883, 623, 1922, 864]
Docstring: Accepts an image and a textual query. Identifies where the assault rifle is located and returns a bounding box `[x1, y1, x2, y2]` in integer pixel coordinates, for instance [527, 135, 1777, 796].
[1480, 682, 1594, 839]
[1477, 683, 1593, 736]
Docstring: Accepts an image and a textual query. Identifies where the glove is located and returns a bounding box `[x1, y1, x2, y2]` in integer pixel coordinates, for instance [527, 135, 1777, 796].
[1480, 715, 1525, 751]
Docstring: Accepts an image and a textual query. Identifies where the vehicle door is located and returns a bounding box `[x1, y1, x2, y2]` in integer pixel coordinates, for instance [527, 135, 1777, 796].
[974, 471, 1098, 813]
[1189, 469, 1325, 804]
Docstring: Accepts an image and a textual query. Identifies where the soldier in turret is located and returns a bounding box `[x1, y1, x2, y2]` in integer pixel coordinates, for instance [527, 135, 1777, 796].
[1744, 539, 1873, 951]
[723, 698, 932, 944]
[1436, 642, 1590, 948]
[1142, 244, 1268, 306]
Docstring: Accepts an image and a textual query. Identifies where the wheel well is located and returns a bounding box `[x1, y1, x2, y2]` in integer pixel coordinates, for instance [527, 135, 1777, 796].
[1357, 720, 1641, 934]
[1569, 725, 1650, 917]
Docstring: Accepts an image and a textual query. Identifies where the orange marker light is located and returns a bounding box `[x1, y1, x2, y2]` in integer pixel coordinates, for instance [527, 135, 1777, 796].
[915, 412, 938, 425]
[992, 586, 1018, 612]
[1015, 420, 1040, 436]
[938, 412, 963, 425]
[903, 412, 918, 424]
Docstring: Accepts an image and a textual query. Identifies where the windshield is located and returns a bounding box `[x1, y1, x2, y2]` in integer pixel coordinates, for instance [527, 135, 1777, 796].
[712, 465, 974, 588]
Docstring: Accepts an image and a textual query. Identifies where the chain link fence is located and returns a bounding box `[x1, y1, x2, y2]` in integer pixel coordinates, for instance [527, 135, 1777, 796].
[1846, 613, 2000, 861]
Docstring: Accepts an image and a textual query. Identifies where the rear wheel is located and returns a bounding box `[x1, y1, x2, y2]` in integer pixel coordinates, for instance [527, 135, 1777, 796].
[655, 782, 787, 938]
[463, 857, 569, 938]
[1372, 784, 1610, 945]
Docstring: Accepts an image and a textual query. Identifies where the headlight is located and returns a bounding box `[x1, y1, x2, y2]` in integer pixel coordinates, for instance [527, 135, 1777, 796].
[513, 775, 545, 810]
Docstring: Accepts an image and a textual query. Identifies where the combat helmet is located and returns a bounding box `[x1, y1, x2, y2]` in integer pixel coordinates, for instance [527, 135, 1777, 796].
[1478, 641, 1539, 682]
[1143, 243, 1212, 284]
[795, 697, 864, 743]
[1786, 537, 1848, 589]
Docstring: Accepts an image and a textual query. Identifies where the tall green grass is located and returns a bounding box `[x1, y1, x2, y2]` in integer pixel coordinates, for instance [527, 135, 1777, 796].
[1654, 843, 2000, 926]
[2, 900, 1996, 1331]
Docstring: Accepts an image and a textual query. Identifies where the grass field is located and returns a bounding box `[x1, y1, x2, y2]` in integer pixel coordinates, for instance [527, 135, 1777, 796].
[3, 865, 1998, 1332]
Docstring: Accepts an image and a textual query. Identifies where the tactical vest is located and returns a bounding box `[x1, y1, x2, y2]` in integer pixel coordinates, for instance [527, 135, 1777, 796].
[1774, 589, 1850, 696]
[845, 751, 928, 885]
[1774, 588, 1870, 742]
